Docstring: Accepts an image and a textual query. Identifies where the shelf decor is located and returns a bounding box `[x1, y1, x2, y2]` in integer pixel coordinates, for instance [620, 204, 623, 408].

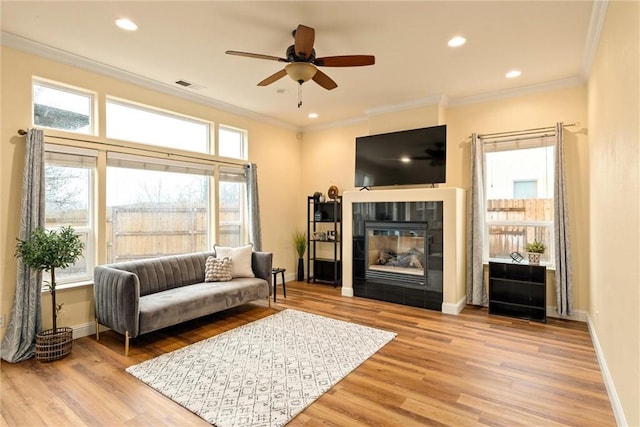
[307, 195, 342, 286]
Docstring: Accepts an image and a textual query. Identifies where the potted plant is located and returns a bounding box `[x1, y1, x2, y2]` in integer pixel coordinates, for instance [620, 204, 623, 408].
[525, 239, 546, 265]
[293, 229, 307, 281]
[15, 226, 84, 361]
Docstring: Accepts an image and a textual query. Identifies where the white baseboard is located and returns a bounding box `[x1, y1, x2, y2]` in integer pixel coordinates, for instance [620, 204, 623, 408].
[71, 321, 109, 339]
[587, 313, 627, 426]
[341, 287, 354, 297]
[442, 296, 467, 315]
[546, 306, 588, 322]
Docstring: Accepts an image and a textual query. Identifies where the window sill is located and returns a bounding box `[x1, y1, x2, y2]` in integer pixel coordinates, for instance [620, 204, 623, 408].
[40, 280, 94, 293]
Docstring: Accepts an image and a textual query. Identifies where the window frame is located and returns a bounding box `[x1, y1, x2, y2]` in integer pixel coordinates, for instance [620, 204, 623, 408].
[43, 144, 98, 288]
[33, 78, 97, 136]
[106, 96, 213, 154]
[483, 140, 556, 267]
[218, 125, 248, 160]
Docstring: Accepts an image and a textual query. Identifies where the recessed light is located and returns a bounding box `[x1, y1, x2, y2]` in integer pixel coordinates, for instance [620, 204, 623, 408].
[400, 156, 411, 163]
[447, 36, 466, 47]
[506, 70, 522, 78]
[116, 18, 138, 31]
[308, 113, 318, 119]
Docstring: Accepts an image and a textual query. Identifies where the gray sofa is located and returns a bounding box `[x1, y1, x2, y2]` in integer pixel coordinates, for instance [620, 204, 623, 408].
[93, 250, 272, 355]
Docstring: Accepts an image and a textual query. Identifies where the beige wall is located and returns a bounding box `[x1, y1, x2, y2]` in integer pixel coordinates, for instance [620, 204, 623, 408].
[304, 85, 589, 315]
[588, 1, 639, 425]
[447, 86, 590, 313]
[0, 47, 301, 338]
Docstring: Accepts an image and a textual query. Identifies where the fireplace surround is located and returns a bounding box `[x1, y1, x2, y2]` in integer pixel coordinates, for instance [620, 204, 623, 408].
[353, 204, 443, 310]
[341, 187, 466, 315]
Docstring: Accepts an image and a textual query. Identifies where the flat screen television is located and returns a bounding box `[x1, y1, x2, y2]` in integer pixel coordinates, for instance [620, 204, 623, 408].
[355, 124, 447, 188]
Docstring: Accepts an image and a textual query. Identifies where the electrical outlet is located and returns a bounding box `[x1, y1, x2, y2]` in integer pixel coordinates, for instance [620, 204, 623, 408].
[0, 314, 6, 328]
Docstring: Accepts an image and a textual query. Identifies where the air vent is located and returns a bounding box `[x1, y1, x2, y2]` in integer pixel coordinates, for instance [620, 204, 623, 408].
[174, 79, 206, 90]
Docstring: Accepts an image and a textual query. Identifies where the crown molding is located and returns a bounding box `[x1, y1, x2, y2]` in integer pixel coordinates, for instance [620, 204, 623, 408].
[301, 116, 368, 133]
[581, 0, 608, 81]
[365, 94, 448, 117]
[1, 31, 299, 132]
[447, 76, 585, 108]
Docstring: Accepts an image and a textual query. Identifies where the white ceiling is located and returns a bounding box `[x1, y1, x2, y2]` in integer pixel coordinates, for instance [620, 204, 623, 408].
[1, 1, 598, 130]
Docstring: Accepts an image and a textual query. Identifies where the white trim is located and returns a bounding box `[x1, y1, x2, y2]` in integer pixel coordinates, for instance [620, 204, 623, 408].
[72, 321, 109, 339]
[442, 296, 467, 315]
[545, 306, 588, 323]
[581, 0, 609, 81]
[302, 116, 368, 133]
[448, 77, 584, 107]
[341, 286, 354, 297]
[2, 31, 298, 132]
[587, 312, 627, 426]
[365, 94, 448, 117]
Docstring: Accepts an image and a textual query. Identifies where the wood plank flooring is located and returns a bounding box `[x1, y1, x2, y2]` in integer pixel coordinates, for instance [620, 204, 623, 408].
[1, 281, 615, 426]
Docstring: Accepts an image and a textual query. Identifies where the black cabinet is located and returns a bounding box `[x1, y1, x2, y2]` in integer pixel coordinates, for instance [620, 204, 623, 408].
[489, 261, 546, 322]
[307, 196, 342, 286]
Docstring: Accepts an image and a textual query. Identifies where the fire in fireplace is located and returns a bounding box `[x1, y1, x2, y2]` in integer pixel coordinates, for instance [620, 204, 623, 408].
[365, 221, 430, 286]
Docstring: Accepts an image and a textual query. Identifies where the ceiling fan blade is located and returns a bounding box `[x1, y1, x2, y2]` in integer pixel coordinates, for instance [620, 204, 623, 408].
[226, 50, 288, 63]
[294, 24, 315, 59]
[314, 55, 375, 67]
[312, 69, 338, 90]
[257, 69, 288, 86]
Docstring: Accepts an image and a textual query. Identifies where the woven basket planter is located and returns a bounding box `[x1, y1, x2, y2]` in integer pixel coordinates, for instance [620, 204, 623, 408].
[527, 252, 542, 265]
[36, 327, 73, 362]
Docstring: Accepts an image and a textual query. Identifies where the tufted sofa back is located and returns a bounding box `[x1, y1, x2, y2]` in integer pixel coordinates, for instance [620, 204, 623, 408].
[106, 251, 215, 296]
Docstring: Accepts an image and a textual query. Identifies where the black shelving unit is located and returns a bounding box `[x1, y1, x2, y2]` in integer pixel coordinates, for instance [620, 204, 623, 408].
[307, 196, 342, 286]
[489, 261, 547, 322]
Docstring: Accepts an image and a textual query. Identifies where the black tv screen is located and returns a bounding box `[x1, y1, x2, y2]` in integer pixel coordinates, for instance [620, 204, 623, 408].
[355, 125, 447, 187]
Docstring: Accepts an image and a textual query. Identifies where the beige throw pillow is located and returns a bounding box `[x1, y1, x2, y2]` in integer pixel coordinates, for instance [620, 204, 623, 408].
[214, 244, 254, 278]
[204, 256, 233, 282]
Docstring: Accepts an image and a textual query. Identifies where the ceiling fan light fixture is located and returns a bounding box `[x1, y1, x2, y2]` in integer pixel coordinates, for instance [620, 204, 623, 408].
[285, 62, 317, 84]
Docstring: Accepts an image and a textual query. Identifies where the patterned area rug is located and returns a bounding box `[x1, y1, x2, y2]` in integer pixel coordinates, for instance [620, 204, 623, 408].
[126, 309, 396, 427]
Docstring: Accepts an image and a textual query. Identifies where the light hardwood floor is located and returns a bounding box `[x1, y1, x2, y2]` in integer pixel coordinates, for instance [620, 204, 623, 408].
[1, 281, 615, 426]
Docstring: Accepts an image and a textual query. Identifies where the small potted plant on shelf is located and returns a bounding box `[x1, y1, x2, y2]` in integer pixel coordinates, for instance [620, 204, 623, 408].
[293, 229, 307, 281]
[15, 226, 84, 362]
[525, 239, 546, 265]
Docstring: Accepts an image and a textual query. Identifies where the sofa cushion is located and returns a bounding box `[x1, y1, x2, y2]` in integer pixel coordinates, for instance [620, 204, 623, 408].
[204, 256, 232, 282]
[214, 244, 255, 278]
[137, 278, 269, 335]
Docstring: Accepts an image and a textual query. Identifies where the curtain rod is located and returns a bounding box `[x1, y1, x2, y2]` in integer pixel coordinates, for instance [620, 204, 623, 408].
[477, 122, 578, 140]
[16, 128, 246, 168]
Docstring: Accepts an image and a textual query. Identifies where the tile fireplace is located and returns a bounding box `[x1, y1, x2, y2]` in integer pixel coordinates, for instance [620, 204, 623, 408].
[341, 187, 467, 315]
[353, 203, 443, 310]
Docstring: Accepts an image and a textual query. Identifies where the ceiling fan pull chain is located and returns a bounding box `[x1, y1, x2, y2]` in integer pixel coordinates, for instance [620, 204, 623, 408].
[298, 83, 303, 108]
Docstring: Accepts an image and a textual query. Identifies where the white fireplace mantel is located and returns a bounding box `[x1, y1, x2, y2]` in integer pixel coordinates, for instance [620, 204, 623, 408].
[341, 187, 467, 315]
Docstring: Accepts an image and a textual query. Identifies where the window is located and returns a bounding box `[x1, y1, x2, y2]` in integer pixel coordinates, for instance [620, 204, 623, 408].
[485, 141, 554, 265]
[106, 153, 214, 263]
[218, 126, 246, 159]
[513, 180, 538, 199]
[44, 146, 97, 285]
[106, 98, 211, 153]
[33, 80, 94, 135]
[218, 167, 248, 246]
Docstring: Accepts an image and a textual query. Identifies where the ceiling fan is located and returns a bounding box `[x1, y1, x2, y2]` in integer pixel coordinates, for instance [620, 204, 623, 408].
[226, 24, 375, 94]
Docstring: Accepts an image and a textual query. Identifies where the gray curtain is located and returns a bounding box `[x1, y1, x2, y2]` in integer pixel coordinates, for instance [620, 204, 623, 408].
[467, 133, 488, 306]
[246, 163, 262, 251]
[554, 122, 573, 315]
[1, 128, 45, 362]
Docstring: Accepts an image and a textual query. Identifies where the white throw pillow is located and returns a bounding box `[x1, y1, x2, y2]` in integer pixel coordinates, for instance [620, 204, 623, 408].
[214, 244, 255, 278]
[204, 256, 233, 282]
